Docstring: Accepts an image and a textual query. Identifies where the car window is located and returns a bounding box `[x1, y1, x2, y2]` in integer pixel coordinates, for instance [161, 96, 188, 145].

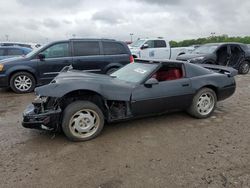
[154, 40, 167, 48]
[103, 42, 127, 55]
[41, 43, 69, 58]
[0, 49, 4, 56]
[8, 49, 23, 56]
[73, 41, 100, 56]
[145, 40, 154, 48]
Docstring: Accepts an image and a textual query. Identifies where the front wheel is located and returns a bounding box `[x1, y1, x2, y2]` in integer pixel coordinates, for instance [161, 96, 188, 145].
[238, 61, 250, 74]
[10, 72, 36, 93]
[187, 88, 217, 119]
[62, 101, 104, 141]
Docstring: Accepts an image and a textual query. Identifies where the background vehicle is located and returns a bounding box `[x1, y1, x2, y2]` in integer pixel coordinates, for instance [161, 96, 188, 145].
[129, 38, 191, 60]
[177, 43, 250, 74]
[22, 60, 237, 141]
[0, 46, 32, 60]
[0, 38, 133, 93]
[0, 42, 41, 49]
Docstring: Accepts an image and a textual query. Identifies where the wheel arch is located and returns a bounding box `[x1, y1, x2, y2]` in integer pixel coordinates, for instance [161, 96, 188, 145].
[60, 89, 108, 116]
[198, 85, 218, 98]
[8, 69, 37, 85]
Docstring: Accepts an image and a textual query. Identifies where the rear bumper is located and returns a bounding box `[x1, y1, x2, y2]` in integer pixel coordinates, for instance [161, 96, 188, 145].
[217, 85, 236, 101]
[22, 104, 61, 131]
[0, 74, 8, 87]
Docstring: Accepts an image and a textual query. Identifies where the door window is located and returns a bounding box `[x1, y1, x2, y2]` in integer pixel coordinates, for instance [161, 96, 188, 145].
[0, 49, 5, 56]
[103, 42, 127, 55]
[73, 41, 100, 56]
[8, 49, 23, 55]
[145, 40, 154, 48]
[154, 40, 167, 48]
[41, 43, 69, 58]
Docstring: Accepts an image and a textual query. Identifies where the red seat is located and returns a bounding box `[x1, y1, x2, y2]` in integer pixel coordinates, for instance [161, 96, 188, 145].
[156, 68, 182, 81]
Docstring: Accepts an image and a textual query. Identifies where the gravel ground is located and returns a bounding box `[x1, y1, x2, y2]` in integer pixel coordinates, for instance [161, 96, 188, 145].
[0, 74, 250, 188]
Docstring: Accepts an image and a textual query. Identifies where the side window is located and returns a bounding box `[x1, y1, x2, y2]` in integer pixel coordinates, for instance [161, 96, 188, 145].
[73, 41, 100, 56]
[41, 43, 69, 58]
[154, 40, 167, 48]
[152, 66, 183, 82]
[103, 42, 127, 55]
[0, 49, 5, 56]
[145, 40, 154, 48]
[8, 49, 23, 56]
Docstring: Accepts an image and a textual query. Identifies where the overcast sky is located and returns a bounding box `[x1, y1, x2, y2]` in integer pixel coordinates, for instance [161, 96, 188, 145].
[0, 0, 250, 43]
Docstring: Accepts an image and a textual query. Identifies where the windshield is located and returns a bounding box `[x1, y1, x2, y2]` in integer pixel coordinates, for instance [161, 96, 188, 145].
[192, 44, 219, 54]
[111, 63, 158, 83]
[130, 40, 145, 48]
[25, 45, 44, 58]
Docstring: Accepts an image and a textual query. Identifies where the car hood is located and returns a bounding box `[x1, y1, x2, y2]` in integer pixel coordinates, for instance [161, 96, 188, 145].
[0, 56, 27, 65]
[35, 70, 136, 101]
[177, 53, 207, 60]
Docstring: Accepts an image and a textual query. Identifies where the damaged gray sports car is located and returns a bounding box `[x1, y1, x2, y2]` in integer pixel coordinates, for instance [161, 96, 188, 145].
[22, 60, 237, 141]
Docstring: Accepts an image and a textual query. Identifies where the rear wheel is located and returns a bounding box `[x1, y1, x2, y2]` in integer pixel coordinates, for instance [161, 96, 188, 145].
[10, 72, 36, 93]
[187, 88, 217, 119]
[106, 67, 118, 75]
[238, 61, 250, 74]
[62, 101, 104, 141]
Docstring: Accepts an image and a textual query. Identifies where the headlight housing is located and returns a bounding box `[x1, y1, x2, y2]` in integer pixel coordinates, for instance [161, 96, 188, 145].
[0, 64, 4, 72]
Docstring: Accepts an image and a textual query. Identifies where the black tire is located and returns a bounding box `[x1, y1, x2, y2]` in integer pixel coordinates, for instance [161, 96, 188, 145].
[187, 88, 217, 119]
[106, 67, 118, 75]
[10, 72, 36, 93]
[62, 100, 104, 142]
[238, 61, 250, 74]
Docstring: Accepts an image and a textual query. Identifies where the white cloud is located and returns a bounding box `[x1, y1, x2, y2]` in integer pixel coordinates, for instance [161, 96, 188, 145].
[0, 0, 249, 43]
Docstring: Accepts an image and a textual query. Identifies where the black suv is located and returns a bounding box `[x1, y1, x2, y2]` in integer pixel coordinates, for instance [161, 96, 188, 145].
[0, 39, 133, 93]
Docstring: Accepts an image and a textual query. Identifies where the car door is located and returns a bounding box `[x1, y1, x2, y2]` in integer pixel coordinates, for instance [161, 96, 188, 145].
[131, 77, 194, 116]
[7, 48, 23, 57]
[0, 48, 6, 60]
[140, 40, 154, 59]
[35, 42, 72, 84]
[153, 40, 170, 59]
[72, 41, 105, 73]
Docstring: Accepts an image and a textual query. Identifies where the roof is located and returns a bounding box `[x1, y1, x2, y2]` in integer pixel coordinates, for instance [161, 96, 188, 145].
[135, 59, 186, 65]
[0, 46, 32, 50]
[203, 42, 246, 46]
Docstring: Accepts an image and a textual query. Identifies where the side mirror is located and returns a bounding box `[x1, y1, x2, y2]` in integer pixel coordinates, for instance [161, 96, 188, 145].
[37, 53, 45, 61]
[141, 44, 149, 50]
[144, 78, 159, 87]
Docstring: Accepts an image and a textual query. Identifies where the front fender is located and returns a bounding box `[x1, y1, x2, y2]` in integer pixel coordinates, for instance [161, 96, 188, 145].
[5, 65, 37, 77]
[35, 81, 132, 101]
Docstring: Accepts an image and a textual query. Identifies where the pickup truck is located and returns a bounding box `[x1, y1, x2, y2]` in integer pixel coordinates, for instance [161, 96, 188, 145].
[129, 38, 194, 60]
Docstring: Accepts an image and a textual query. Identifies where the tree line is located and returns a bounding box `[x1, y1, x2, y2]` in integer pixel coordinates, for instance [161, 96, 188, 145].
[170, 35, 250, 47]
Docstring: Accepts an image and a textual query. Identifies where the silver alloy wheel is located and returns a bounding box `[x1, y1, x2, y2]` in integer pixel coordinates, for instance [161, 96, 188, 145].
[14, 75, 32, 92]
[242, 63, 250, 74]
[69, 109, 100, 138]
[197, 92, 215, 116]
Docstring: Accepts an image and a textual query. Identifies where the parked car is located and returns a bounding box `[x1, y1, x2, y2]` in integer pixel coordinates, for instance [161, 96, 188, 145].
[129, 38, 191, 60]
[22, 59, 237, 141]
[177, 43, 250, 74]
[0, 46, 32, 60]
[0, 38, 133, 93]
[0, 42, 41, 49]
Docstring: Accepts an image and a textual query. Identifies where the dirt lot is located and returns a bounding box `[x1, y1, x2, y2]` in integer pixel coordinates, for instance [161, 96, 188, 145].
[0, 74, 250, 188]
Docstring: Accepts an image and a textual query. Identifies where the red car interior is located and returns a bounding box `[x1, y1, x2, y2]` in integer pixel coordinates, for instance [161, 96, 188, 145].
[155, 68, 183, 81]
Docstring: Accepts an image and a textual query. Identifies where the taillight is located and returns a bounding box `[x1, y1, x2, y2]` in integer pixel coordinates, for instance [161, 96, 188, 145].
[130, 55, 134, 63]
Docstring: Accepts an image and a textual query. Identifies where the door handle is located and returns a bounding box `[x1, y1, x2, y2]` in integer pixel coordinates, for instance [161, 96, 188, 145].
[182, 83, 190, 87]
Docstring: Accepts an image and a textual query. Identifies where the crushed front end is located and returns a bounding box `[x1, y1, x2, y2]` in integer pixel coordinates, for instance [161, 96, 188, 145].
[22, 96, 62, 131]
